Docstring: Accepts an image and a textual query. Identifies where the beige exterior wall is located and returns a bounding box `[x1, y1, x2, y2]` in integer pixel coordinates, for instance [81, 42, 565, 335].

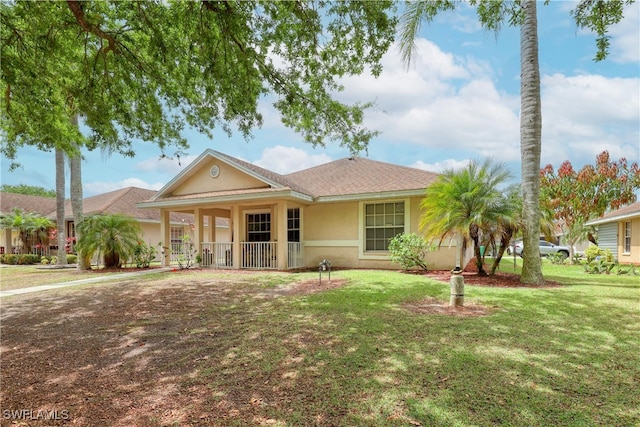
[301, 196, 458, 270]
[172, 159, 267, 196]
[618, 218, 640, 265]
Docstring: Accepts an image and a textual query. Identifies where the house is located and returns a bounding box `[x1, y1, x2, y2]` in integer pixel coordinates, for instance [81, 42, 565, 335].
[53, 187, 230, 256]
[0, 192, 57, 254]
[585, 201, 640, 264]
[138, 149, 460, 270]
[0, 187, 229, 257]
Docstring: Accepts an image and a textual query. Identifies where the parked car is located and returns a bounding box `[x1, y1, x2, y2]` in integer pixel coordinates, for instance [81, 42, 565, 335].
[509, 240, 570, 258]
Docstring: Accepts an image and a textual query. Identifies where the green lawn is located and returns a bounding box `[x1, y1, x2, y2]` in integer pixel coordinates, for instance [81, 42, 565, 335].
[242, 266, 639, 426]
[2, 263, 638, 426]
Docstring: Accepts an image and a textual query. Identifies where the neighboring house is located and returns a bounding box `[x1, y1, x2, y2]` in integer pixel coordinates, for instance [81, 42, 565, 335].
[0, 192, 57, 254]
[1, 187, 229, 258]
[50, 187, 229, 256]
[585, 201, 640, 264]
[138, 149, 461, 270]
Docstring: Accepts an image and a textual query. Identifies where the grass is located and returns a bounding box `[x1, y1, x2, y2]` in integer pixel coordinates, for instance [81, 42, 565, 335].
[0, 264, 157, 291]
[2, 262, 639, 426]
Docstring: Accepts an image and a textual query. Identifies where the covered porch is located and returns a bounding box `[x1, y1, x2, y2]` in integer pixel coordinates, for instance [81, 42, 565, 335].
[160, 201, 304, 270]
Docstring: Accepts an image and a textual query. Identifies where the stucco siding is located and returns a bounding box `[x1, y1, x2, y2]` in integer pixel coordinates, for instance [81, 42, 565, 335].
[304, 202, 359, 241]
[618, 218, 640, 264]
[172, 159, 268, 196]
[300, 197, 457, 270]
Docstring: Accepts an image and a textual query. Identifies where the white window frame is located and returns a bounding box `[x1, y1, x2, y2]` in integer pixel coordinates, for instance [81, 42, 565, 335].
[623, 221, 631, 254]
[358, 199, 409, 259]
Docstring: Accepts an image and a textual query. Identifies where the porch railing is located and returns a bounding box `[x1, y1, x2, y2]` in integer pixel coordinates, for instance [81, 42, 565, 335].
[287, 242, 303, 269]
[242, 242, 277, 269]
[200, 242, 233, 268]
[196, 241, 303, 270]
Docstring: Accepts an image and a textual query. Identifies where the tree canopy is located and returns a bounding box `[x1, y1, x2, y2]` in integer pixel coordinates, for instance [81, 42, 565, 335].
[1, 0, 397, 165]
[540, 150, 640, 260]
[0, 183, 55, 197]
[419, 158, 513, 276]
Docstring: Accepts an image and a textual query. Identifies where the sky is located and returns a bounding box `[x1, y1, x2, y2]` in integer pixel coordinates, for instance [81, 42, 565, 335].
[1, 1, 639, 197]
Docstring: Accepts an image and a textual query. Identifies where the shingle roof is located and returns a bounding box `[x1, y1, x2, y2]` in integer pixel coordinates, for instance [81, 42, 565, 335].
[285, 157, 439, 198]
[142, 151, 440, 207]
[40, 187, 226, 226]
[0, 192, 57, 216]
[586, 201, 640, 225]
[55, 187, 162, 221]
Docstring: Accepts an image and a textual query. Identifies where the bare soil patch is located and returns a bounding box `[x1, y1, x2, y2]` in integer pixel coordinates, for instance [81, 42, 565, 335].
[401, 258, 562, 317]
[0, 271, 353, 426]
[403, 298, 491, 317]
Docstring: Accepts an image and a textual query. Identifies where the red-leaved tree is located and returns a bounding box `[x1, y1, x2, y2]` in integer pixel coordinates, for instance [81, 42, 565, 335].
[540, 151, 640, 262]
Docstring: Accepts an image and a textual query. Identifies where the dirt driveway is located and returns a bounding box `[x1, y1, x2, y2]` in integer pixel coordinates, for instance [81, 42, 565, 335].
[1, 270, 348, 426]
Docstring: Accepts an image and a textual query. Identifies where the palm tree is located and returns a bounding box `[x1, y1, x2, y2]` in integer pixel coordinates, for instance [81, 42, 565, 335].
[55, 147, 67, 265]
[400, 0, 545, 284]
[420, 159, 513, 276]
[0, 208, 54, 254]
[75, 214, 142, 269]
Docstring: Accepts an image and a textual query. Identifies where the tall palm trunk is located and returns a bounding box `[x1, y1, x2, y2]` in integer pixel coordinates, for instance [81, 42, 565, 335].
[55, 147, 67, 265]
[519, 0, 545, 284]
[69, 115, 89, 270]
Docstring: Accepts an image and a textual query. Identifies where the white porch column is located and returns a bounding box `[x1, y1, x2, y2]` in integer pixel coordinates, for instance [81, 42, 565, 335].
[2, 228, 12, 255]
[277, 201, 287, 270]
[232, 205, 241, 269]
[194, 207, 202, 263]
[160, 209, 171, 266]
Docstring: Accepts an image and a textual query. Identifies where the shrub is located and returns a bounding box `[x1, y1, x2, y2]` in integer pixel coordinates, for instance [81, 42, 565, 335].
[584, 246, 614, 263]
[133, 241, 157, 268]
[388, 233, 433, 271]
[1, 254, 18, 265]
[41, 257, 51, 265]
[66, 254, 77, 264]
[547, 253, 568, 265]
[17, 254, 40, 265]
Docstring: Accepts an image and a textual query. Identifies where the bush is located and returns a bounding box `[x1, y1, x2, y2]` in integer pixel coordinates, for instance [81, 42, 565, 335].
[133, 241, 157, 268]
[0, 254, 18, 265]
[66, 254, 77, 264]
[388, 233, 433, 271]
[17, 254, 40, 265]
[547, 253, 568, 265]
[584, 246, 614, 263]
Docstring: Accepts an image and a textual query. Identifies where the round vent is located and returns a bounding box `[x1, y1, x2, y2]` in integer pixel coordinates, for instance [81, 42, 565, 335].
[210, 165, 220, 178]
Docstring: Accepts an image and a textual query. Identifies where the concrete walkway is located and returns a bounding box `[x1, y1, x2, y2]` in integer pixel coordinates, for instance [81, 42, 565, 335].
[0, 267, 172, 298]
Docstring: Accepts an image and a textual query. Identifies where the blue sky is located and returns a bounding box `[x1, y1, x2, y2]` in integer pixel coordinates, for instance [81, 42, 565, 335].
[2, 1, 639, 197]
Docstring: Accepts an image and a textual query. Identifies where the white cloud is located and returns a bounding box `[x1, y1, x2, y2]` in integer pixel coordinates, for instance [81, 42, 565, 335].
[84, 178, 165, 196]
[610, 3, 640, 63]
[412, 158, 470, 173]
[253, 146, 332, 174]
[541, 73, 640, 166]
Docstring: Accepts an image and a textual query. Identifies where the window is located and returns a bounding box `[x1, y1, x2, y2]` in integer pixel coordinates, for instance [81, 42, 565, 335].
[247, 213, 271, 242]
[288, 208, 300, 242]
[364, 202, 405, 251]
[624, 221, 631, 253]
[170, 226, 184, 245]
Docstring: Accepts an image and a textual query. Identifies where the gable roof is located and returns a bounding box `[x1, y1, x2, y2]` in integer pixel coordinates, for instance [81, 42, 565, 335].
[53, 187, 163, 221]
[0, 192, 57, 216]
[141, 150, 439, 207]
[286, 157, 439, 200]
[585, 201, 640, 226]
